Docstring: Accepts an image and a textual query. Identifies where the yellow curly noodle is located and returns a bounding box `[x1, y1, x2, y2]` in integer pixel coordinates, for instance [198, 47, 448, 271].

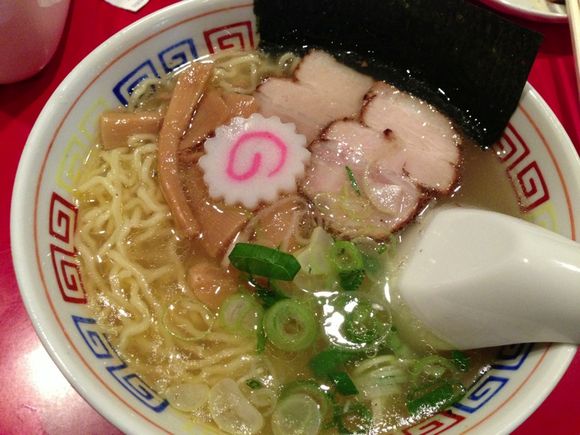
[126, 50, 300, 112]
[75, 139, 262, 385]
[74, 51, 296, 425]
[211, 50, 299, 94]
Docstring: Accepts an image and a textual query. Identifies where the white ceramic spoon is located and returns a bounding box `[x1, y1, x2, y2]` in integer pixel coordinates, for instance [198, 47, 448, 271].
[394, 207, 580, 350]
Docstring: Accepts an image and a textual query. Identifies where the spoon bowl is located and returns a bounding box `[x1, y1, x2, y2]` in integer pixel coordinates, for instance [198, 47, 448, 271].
[396, 207, 580, 349]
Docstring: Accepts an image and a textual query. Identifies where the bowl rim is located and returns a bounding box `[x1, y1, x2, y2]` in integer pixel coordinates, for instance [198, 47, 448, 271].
[10, 0, 579, 433]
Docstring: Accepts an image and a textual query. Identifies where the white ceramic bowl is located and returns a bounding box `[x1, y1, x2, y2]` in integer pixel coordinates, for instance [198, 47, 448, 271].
[11, 0, 580, 434]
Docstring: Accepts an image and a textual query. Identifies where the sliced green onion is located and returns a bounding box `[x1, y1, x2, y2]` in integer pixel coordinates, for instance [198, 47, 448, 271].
[209, 379, 264, 433]
[246, 378, 263, 390]
[329, 241, 365, 291]
[343, 298, 384, 344]
[378, 235, 398, 256]
[376, 242, 388, 254]
[351, 355, 408, 400]
[256, 318, 266, 354]
[310, 348, 356, 378]
[263, 299, 317, 351]
[451, 350, 470, 372]
[339, 270, 365, 292]
[407, 380, 466, 416]
[281, 380, 333, 425]
[251, 279, 288, 309]
[165, 382, 209, 412]
[248, 386, 277, 414]
[345, 166, 361, 196]
[409, 355, 459, 384]
[329, 371, 358, 396]
[335, 401, 372, 435]
[353, 237, 391, 283]
[229, 243, 301, 281]
[219, 293, 264, 336]
[323, 293, 390, 351]
[272, 393, 322, 435]
[329, 241, 364, 272]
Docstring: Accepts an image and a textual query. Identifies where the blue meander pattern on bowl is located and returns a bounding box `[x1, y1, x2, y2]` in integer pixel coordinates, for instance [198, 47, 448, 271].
[73, 315, 170, 412]
[112, 19, 255, 105]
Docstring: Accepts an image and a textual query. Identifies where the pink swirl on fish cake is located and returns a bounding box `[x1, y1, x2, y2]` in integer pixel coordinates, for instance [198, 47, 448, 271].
[199, 114, 309, 209]
[226, 131, 288, 181]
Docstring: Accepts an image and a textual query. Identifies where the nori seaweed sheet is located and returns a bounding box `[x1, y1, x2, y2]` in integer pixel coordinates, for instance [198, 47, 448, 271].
[254, 0, 542, 148]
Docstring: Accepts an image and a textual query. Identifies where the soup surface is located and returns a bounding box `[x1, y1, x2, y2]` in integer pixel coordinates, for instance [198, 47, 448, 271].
[74, 50, 521, 434]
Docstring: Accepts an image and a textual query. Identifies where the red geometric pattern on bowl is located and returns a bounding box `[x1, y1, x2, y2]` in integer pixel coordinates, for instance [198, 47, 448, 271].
[515, 161, 549, 211]
[402, 410, 466, 434]
[203, 20, 255, 54]
[49, 192, 86, 304]
[495, 124, 549, 212]
[49, 191, 78, 246]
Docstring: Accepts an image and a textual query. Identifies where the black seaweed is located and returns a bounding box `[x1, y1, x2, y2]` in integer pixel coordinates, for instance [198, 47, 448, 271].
[254, 0, 542, 148]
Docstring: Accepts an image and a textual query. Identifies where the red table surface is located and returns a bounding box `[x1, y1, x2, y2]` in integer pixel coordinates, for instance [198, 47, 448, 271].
[0, 1, 578, 434]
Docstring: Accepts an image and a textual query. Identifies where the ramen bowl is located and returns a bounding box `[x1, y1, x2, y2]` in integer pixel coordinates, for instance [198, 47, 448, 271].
[10, 0, 580, 434]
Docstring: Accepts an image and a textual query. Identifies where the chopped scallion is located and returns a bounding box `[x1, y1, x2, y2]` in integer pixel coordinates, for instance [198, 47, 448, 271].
[376, 242, 388, 254]
[327, 294, 391, 350]
[409, 355, 459, 384]
[343, 299, 384, 344]
[251, 278, 288, 308]
[345, 166, 361, 196]
[219, 293, 263, 336]
[264, 299, 317, 351]
[272, 393, 322, 435]
[329, 371, 358, 396]
[329, 241, 365, 291]
[256, 318, 266, 354]
[407, 381, 466, 415]
[229, 243, 301, 281]
[451, 350, 470, 372]
[310, 348, 356, 378]
[282, 380, 333, 425]
[335, 401, 372, 434]
[329, 241, 364, 271]
[246, 378, 263, 390]
[339, 269, 365, 292]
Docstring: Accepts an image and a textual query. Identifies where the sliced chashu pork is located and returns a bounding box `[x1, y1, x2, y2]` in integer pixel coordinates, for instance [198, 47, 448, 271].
[256, 50, 373, 143]
[302, 120, 422, 239]
[362, 82, 461, 193]
[301, 84, 461, 240]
